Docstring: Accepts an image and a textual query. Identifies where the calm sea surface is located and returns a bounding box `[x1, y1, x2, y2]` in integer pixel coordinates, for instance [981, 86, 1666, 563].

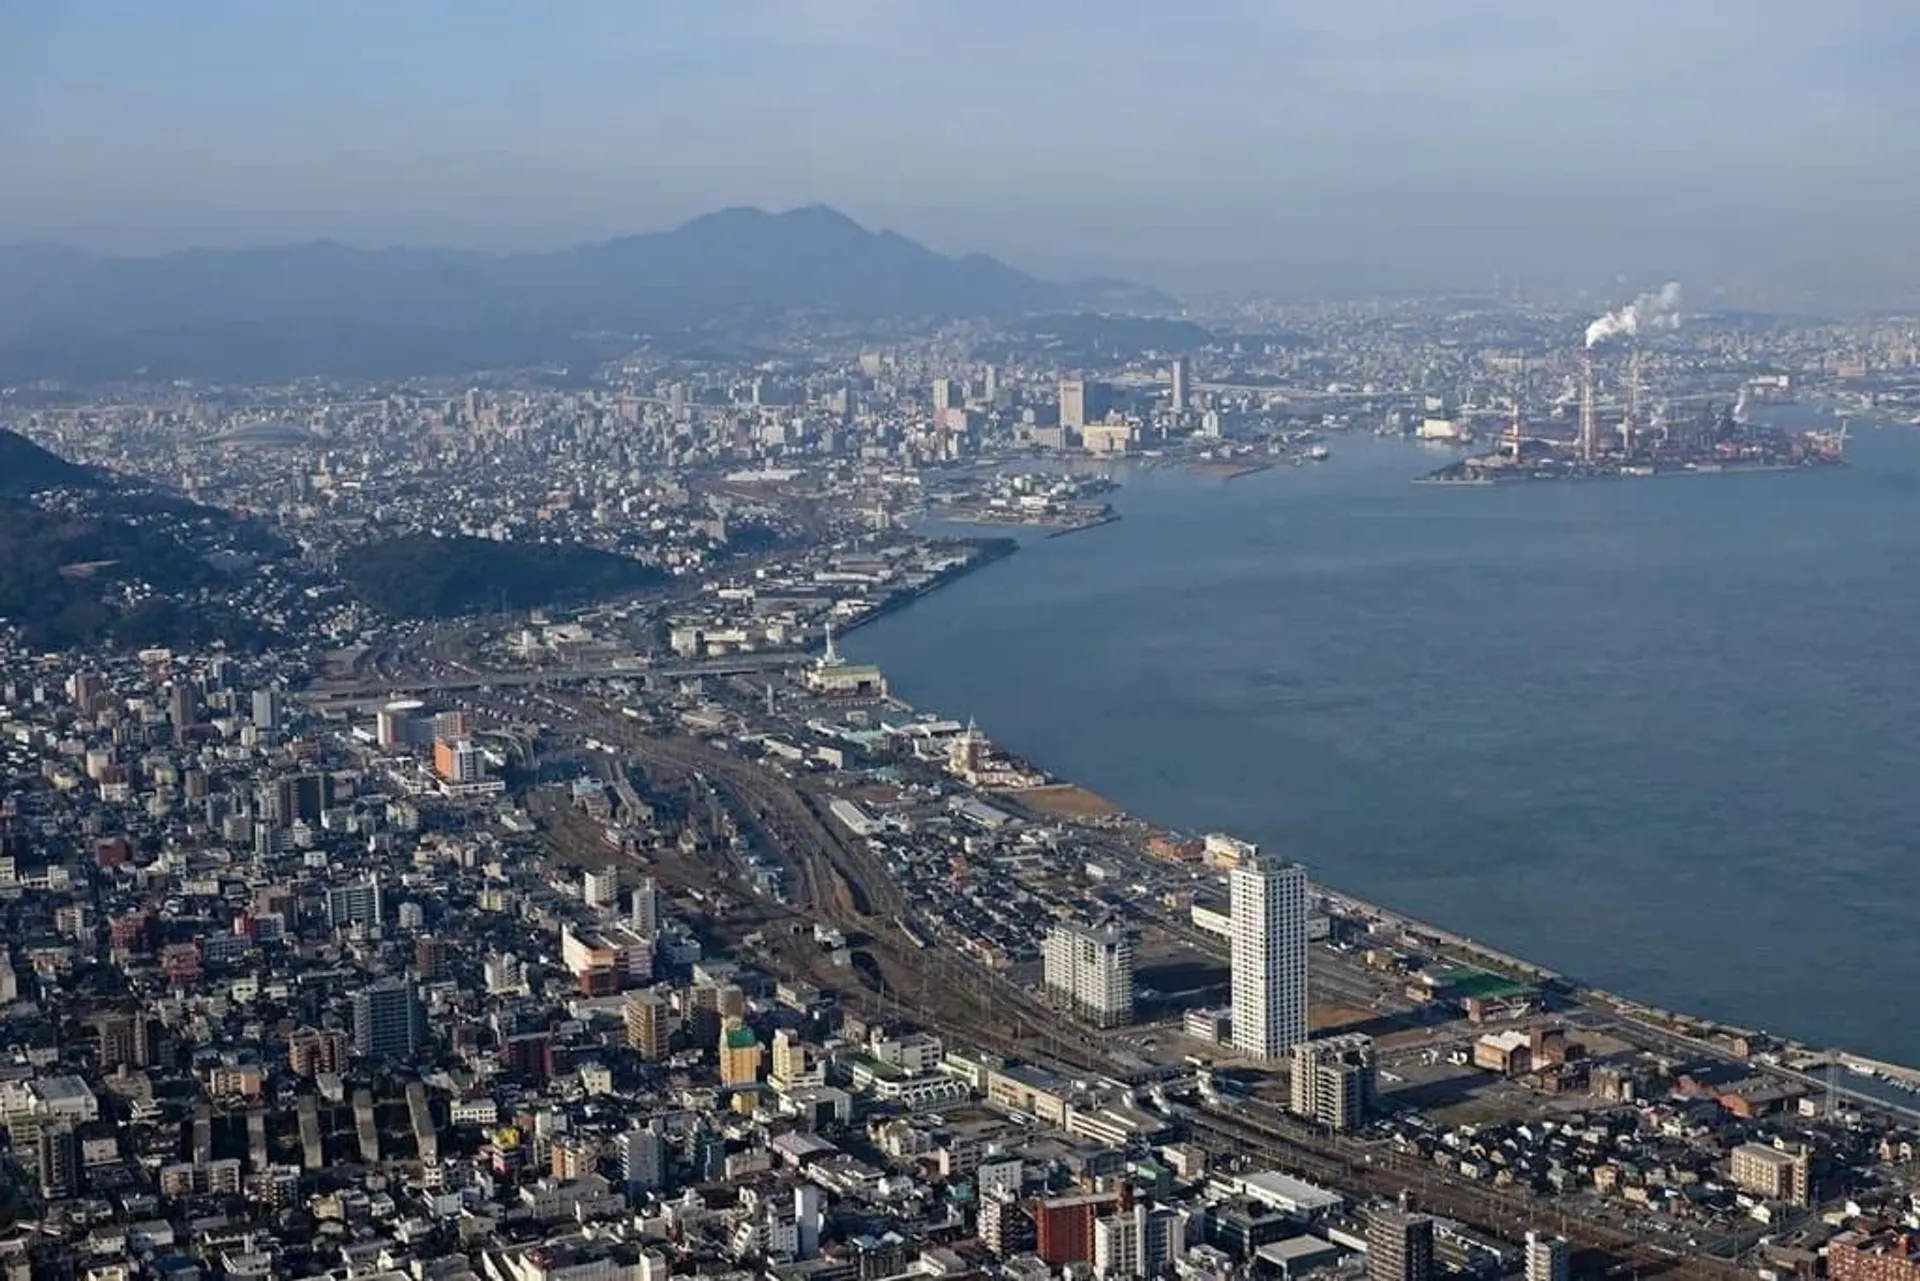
[847, 427, 1920, 1064]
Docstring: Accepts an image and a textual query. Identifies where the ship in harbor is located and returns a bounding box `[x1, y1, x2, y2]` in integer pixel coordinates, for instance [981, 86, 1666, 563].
[1416, 350, 1848, 487]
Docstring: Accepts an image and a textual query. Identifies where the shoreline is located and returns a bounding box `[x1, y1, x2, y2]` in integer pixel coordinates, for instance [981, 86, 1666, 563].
[845, 461, 1920, 1102]
[1415, 459, 1845, 487]
[959, 714, 1920, 1113]
[1045, 512, 1121, 539]
[834, 535, 1020, 639]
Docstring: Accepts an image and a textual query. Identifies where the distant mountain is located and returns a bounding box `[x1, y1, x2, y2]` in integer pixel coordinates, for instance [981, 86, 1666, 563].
[0, 429, 96, 496]
[0, 207, 1174, 381]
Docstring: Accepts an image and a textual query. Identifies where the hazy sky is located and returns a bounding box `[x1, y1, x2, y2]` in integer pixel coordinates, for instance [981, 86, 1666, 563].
[3, 0, 1917, 294]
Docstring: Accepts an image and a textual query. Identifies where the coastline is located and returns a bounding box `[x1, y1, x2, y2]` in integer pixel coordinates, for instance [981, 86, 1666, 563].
[842, 451, 1920, 1104]
[916, 687, 1920, 1116]
[1045, 512, 1121, 539]
[835, 535, 1019, 639]
[1414, 459, 1845, 487]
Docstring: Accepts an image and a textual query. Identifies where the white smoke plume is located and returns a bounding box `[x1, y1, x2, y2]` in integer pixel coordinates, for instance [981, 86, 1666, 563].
[1584, 281, 1684, 347]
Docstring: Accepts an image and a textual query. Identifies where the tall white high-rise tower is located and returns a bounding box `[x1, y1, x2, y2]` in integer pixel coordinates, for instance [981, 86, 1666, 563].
[1230, 856, 1308, 1060]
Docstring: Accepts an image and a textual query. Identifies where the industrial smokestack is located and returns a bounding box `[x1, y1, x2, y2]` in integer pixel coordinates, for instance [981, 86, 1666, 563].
[1580, 352, 1597, 462]
[1585, 281, 1684, 348]
[1622, 348, 1643, 454]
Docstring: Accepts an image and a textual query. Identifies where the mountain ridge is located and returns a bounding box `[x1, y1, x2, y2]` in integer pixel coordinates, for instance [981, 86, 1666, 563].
[0, 207, 1173, 381]
[0, 429, 99, 497]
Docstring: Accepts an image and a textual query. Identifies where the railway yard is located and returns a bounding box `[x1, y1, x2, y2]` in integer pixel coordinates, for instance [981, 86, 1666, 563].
[409, 661, 1883, 1281]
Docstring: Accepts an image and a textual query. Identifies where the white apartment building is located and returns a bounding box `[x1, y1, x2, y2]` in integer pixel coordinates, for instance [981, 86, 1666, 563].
[1042, 921, 1135, 1028]
[1230, 857, 1309, 1061]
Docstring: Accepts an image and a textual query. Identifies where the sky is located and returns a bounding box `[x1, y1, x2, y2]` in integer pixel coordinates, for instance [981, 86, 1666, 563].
[3, 0, 1918, 297]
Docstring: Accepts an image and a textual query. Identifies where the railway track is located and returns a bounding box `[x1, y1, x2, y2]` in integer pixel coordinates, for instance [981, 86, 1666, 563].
[600, 726, 884, 920]
[561, 716, 1093, 1053]
[547, 714, 1745, 1279]
[1181, 1106, 1744, 1281]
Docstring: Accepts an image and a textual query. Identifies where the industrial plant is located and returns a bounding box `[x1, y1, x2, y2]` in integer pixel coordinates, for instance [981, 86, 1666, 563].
[1420, 285, 1849, 485]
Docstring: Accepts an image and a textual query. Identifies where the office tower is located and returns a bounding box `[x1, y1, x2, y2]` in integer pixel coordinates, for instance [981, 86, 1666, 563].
[1058, 376, 1088, 431]
[1525, 1232, 1571, 1281]
[795, 1184, 823, 1259]
[630, 875, 659, 935]
[1367, 1208, 1434, 1281]
[254, 781, 286, 828]
[618, 1123, 666, 1194]
[933, 377, 959, 412]
[1042, 922, 1135, 1027]
[1035, 1192, 1126, 1268]
[1230, 857, 1309, 1061]
[251, 688, 281, 732]
[624, 989, 671, 1060]
[1085, 378, 1114, 422]
[36, 1123, 81, 1200]
[376, 700, 425, 751]
[327, 878, 384, 932]
[1289, 1032, 1378, 1131]
[169, 680, 201, 738]
[277, 772, 330, 825]
[693, 1132, 727, 1183]
[983, 364, 1000, 402]
[1094, 1207, 1139, 1279]
[1094, 1204, 1185, 1280]
[352, 977, 427, 1061]
[431, 709, 470, 741]
[1170, 356, 1190, 412]
[71, 671, 103, 714]
[410, 933, 443, 983]
[433, 738, 481, 785]
[97, 1012, 152, 1070]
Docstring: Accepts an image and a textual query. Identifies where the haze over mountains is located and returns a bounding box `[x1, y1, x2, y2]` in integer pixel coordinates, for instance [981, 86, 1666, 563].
[0, 205, 1169, 383]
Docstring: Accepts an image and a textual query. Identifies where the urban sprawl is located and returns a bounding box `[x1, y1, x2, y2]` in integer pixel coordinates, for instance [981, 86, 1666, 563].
[5, 298, 1920, 1281]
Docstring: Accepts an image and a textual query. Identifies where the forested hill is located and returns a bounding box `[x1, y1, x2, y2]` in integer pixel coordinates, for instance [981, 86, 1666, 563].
[338, 534, 668, 618]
